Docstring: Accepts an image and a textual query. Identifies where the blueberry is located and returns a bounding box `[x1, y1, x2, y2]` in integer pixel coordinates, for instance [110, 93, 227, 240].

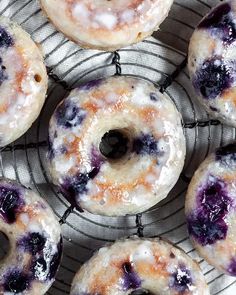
[150, 92, 158, 102]
[56, 100, 86, 129]
[63, 173, 90, 198]
[17, 232, 46, 255]
[198, 3, 236, 44]
[193, 58, 232, 99]
[122, 262, 142, 291]
[216, 143, 236, 165]
[228, 259, 236, 276]
[170, 265, 192, 293]
[100, 130, 129, 159]
[133, 134, 161, 156]
[0, 27, 14, 48]
[0, 57, 7, 86]
[0, 186, 24, 224]
[4, 270, 30, 293]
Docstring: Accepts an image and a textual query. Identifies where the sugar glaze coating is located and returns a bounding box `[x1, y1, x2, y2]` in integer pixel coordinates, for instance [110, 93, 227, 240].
[0, 17, 47, 146]
[186, 143, 236, 276]
[0, 178, 62, 294]
[188, 1, 236, 127]
[48, 76, 186, 216]
[40, 0, 173, 50]
[71, 237, 209, 295]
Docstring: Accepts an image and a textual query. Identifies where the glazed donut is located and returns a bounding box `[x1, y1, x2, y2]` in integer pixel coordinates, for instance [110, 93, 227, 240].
[188, 1, 236, 127]
[40, 0, 174, 50]
[48, 76, 186, 216]
[0, 178, 62, 294]
[71, 237, 209, 295]
[186, 143, 236, 276]
[0, 16, 47, 146]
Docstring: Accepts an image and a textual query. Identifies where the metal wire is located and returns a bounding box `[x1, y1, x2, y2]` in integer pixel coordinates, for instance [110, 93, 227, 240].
[0, 0, 235, 294]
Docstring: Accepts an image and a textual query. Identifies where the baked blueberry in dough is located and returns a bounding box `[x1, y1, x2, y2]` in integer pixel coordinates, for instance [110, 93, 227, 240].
[0, 178, 62, 294]
[186, 143, 236, 276]
[48, 76, 186, 216]
[40, 0, 174, 50]
[0, 16, 47, 146]
[188, 1, 236, 127]
[70, 237, 209, 295]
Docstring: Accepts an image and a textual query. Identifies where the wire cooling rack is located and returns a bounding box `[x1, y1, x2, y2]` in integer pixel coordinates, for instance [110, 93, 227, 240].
[0, 0, 236, 294]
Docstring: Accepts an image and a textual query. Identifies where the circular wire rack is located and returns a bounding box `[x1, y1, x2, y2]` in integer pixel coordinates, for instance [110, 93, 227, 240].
[0, 0, 236, 294]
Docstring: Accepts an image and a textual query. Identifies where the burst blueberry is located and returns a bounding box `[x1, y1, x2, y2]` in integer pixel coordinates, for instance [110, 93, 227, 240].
[122, 262, 141, 291]
[0, 186, 24, 224]
[187, 177, 232, 246]
[0, 27, 14, 48]
[193, 58, 232, 99]
[187, 213, 228, 246]
[56, 100, 86, 129]
[133, 134, 161, 156]
[198, 3, 236, 44]
[170, 265, 192, 293]
[4, 270, 30, 293]
[17, 232, 46, 255]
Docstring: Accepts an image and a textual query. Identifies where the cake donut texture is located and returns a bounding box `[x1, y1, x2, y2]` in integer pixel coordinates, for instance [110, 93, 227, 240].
[188, 1, 236, 127]
[40, 0, 174, 50]
[186, 143, 236, 276]
[0, 17, 47, 146]
[48, 76, 186, 216]
[70, 237, 209, 295]
[0, 178, 62, 294]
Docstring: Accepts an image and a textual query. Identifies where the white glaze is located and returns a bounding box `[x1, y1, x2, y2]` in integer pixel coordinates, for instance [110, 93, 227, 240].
[48, 76, 186, 216]
[71, 237, 209, 295]
[40, 0, 174, 50]
[0, 16, 47, 146]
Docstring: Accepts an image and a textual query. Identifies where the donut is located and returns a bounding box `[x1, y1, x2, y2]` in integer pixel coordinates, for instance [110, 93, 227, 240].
[185, 143, 236, 276]
[188, 1, 236, 127]
[48, 76, 186, 216]
[0, 16, 47, 146]
[40, 0, 174, 50]
[70, 237, 209, 295]
[0, 178, 62, 294]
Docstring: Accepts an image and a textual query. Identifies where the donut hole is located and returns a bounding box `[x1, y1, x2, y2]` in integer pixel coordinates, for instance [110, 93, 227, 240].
[0, 231, 10, 260]
[34, 74, 42, 83]
[99, 129, 129, 160]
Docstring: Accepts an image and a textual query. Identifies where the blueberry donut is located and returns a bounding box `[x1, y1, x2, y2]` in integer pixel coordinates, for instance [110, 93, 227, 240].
[188, 1, 236, 127]
[185, 143, 236, 276]
[0, 178, 62, 294]
[40, 0, 174, 50]
[48, 76, 186, 216]
[71, 237, 209, 295]
[0, 16, 47, 146]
